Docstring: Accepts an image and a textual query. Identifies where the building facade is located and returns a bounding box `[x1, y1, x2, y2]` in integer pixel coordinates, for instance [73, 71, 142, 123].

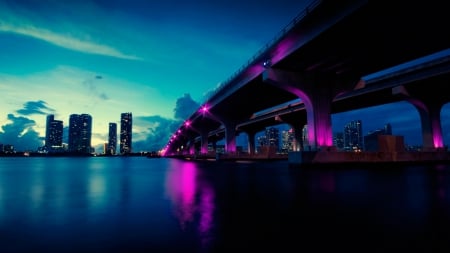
[343, 120, 363, 151]
[45, 114, 63, 151]
[364, 123, 393, 151]
[68, 114, 92, 154]
[120, 112, 132, 154]
[108, 122, 117, 155]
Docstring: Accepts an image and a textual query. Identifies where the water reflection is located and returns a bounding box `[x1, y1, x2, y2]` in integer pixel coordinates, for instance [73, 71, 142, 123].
[165, 160, 215, 249]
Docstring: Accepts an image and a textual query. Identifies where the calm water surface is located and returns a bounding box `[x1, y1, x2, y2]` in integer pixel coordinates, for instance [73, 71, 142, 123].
[1, 157, 450, 252]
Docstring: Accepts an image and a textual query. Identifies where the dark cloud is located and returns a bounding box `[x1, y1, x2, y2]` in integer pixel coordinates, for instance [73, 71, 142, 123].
[133, 115, 181, 152]
[16, 100, 54, 115]
[173, 93, 200, 120]
[0, 114, 43, 151]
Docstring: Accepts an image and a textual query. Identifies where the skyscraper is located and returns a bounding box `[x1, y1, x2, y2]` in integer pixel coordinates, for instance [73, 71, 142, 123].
[265, 127, 280, 151]
[68, 114, 92, 154]
[108, 122, 117, 155]
[343, 120, 363, 151]
[45, 114, 63, 151]
[120, 112, 132, 154]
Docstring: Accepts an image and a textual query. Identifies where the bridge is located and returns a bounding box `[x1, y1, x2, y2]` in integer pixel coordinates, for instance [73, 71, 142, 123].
[162, 0, 450, 163]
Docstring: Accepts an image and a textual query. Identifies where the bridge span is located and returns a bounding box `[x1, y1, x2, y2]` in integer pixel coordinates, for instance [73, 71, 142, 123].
[162, 0, 450, 163]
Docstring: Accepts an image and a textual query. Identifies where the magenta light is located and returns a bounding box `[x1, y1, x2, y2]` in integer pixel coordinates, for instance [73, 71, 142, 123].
[185, 121, 191, 127]
[165, 161, 197, 229]
[200, 105, 208, 113]
[432, 118, 444, 148]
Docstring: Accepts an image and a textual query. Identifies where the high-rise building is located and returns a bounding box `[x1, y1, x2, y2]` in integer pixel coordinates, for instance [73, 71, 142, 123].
[108, 122, 117, 155]
[68, 114, 92, 154]
[343, 120, 363, 151]
[281, 128, 295, 153]
[120, 112, 132, 154]
[45, 114, 63, 150]
[265, 127, 280, 151]
[333, 132, 344, 150]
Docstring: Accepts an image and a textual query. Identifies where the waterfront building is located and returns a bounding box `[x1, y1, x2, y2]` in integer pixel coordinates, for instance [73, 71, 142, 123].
[108, 122, 117, 155]
[45, 115, 63, 151]
[333, 132, 345, 150]
[265, 127, 280, 151]
[281, 128, 294, 153]
[120, 112, 132, 154]
[364, 123, 393, 151]
[343, 120, 363, 151]
[68, 114, 92, 154]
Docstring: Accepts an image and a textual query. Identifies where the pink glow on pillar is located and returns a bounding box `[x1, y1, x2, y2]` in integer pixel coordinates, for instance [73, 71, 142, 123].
[432, 118, 444, 148]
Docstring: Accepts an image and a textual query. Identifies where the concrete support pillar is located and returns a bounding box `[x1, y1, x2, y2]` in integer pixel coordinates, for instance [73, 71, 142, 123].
[416, 102, 444, 149]
[263, 68, 356, 150]
[393, 86, 445, 149]
[189, 141, 196, 155]
[224, 122, 237, 153]
[246, 130, 257, 155]
[200, 131, 209, 154]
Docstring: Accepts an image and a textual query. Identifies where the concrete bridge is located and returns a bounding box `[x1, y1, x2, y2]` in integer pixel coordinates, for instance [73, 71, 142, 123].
[162, 0, 450, 163]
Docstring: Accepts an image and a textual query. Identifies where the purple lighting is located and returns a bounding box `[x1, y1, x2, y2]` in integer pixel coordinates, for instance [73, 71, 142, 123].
[200, 105, 208, 113]
[165, 160, 215, 245]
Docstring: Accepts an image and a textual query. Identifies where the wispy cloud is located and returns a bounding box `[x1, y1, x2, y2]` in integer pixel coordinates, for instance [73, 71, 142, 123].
[0, 21, 141, 61]
[16, 100, 55, 116]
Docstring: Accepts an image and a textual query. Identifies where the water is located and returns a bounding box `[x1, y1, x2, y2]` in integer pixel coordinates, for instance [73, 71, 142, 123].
[1, 157, 450, 252]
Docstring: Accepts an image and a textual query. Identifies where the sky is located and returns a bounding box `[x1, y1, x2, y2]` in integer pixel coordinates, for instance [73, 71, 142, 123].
[0, 0, 449, 153]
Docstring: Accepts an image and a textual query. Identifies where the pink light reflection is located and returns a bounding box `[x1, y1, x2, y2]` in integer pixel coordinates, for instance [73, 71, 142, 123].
[165, 160, 215, 245]
[165, 162, 197, 229]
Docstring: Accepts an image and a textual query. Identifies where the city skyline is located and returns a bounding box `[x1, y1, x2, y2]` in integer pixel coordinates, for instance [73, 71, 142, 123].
[1, 0, 449, 153]
[0, 0, 313, 152]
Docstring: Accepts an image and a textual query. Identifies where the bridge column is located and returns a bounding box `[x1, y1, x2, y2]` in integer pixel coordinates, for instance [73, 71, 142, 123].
[245, 130, 257, 155]
[189, 140, 196, 155]
[394, 86, 445, 149]
[224, 122, 237, 153]
[264, 68, 358, 150]
[200, 131, 209, 154]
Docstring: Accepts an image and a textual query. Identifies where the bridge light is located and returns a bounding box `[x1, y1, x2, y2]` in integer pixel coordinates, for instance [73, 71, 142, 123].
[263, 59, 271, 68]
[200, 105, 208, 113]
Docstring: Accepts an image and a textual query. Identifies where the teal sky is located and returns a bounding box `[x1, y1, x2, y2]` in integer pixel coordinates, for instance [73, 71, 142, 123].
[1, 0, 449, 152]
[0, 0, 311, 152]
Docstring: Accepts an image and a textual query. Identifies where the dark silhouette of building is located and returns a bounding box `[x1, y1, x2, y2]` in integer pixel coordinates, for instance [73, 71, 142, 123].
[120, 112, 132, 154]
[108, 122, 117, 155]
[333, 132, 344, 150]
[45, 115, 63, 151]
[344, 120, 363, 151]
[364, 123, 393, 151]
[68, 114, 92, 154]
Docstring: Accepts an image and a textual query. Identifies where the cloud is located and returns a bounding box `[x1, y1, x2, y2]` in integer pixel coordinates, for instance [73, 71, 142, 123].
[0, 21, 141, 61]
[132, 115, 181, 152]
[173, 93, 200, 120]
[82, 76, 110, 101]
[0, 114, 43, 151]
[16, 100, 55, 116]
